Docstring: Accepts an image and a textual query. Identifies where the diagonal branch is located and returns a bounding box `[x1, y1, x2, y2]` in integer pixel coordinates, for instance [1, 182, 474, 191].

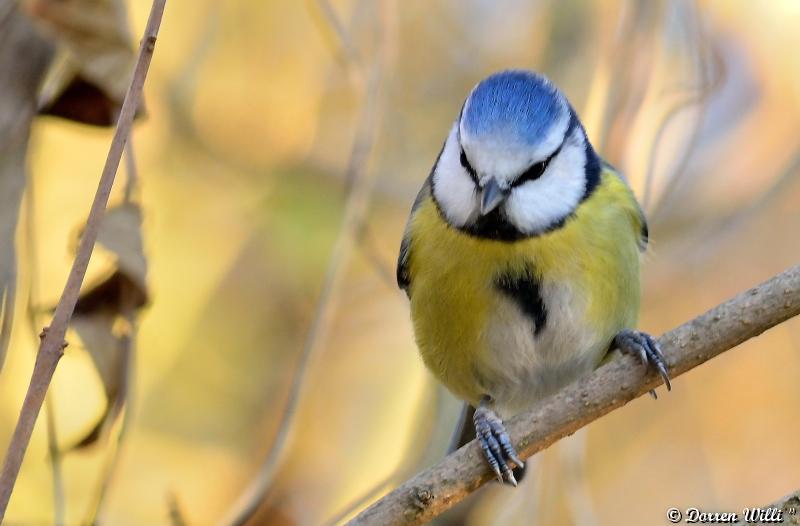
[0, 0, 166, 519]
[732, 489, 800, 526]
[217, 2, 394, 524]
[347, 264, 800, 525]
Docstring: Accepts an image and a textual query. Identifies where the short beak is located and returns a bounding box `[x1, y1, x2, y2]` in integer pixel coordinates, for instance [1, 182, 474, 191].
[480, 178, 508, 216]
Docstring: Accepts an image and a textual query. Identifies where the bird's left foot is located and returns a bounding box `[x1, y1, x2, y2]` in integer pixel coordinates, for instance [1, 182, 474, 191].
[613, 329, 671, 399]
[473, 403, 524, 487]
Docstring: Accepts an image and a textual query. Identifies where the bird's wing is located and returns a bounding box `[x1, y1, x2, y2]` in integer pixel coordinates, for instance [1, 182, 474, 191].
[602, 161, 649, 251]
[396, 176, 432, 295]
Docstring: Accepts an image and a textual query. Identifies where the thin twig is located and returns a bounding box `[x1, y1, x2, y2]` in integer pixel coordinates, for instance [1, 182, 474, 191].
[310, 0, 365, 89]
[0, 0, 166, 518]
[355, 222, 395, 289]
[83, 138, 143, 523]
[123, 134, 138, 204]
[22, 178, 66, 525]
[217, 3, 394, 524]
[167, 491, 188, 526]
[679, 145, 800, 264]
[558, 431, 599, 526]
[347, 264, 800, 525]
[43, 400, 64, 525]
[0, 263, 15, 374]
[83, 281, 138, 524]
[644, 2, 725, 217]
[321, 383, 441, 526]
[732, 489, 800, 526]
[596, 1, 658, 158]
[0, 1, 18, 26]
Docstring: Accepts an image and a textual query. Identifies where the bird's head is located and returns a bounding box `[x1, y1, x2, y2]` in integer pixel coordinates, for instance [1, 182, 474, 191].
[431, 70, 599, 240]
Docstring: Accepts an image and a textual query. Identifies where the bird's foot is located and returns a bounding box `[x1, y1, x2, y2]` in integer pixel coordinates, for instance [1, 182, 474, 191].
[614, 329, 671, 399]
[473, 404, 524, 487]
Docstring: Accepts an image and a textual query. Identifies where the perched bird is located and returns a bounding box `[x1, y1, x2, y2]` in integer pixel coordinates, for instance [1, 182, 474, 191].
[396, 70, 671, 486]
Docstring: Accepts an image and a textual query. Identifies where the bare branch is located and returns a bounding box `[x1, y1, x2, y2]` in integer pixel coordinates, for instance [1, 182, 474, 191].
[43, 401, 64, 525]
[22, 142, 66, 526]
[167, 491, 189, 526]
[347, 264, 800, 525]
[0, 0, 166, 518]
[355, 222, 395, 289]
[310, 0, 365, 89]
[322, 384, 443, 526]
[732, 489, 800, 526]
[217, 2, 394, 524]
[82, 279, 138, 524]
[642, 1, 724, 214]
[123, 135, 139, 204]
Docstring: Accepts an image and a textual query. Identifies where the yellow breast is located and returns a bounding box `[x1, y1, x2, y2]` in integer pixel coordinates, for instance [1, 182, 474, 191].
[406, 169, 643, 407]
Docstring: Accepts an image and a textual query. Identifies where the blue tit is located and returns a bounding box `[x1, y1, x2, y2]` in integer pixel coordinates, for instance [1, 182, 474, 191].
[396, 70, 671, 486]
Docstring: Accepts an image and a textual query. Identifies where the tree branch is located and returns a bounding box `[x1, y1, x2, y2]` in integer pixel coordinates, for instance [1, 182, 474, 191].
[348, 264, 800, 526]
[733, 489, 800, 526]
[0, 0, 166, 519]
[216, 2, 394, 524]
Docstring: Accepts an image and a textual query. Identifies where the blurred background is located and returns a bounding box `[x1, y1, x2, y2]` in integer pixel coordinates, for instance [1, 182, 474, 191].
[1, 0, 799, 524]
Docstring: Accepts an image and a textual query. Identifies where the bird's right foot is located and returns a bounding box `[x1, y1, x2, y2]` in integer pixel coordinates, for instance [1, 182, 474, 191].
[473, 403, 524, 486]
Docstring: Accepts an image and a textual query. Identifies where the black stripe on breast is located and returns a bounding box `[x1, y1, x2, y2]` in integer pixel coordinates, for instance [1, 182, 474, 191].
[496, 267, 547, 336]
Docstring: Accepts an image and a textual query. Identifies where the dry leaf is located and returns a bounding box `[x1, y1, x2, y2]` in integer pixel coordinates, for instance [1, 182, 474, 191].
[0, 4, 55, 371]
[69, 203, 147, 448]
[92, 202, 148, 297]
[70, 310, 129, 448]
[27, 0, 139, 126]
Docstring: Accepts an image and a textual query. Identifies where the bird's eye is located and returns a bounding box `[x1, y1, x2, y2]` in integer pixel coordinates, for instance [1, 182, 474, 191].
[512, 142, 564, 188]
[460, 149, 479, 184]
[512, 160, 548, 187]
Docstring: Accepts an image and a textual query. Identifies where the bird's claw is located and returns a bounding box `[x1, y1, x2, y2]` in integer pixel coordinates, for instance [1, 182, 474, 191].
[473, 405, 523, 486]
[614, 329, 671, 398]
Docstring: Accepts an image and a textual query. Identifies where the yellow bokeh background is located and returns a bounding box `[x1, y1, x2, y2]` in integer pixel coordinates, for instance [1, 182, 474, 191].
[1, 1, 799, 525]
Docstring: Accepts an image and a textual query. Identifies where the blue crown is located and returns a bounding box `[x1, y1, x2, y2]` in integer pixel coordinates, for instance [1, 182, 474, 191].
[461, 70, 566, 146]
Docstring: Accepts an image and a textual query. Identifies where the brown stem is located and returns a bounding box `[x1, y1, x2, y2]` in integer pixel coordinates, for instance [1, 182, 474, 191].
[216, 2, 395, 524]
[347, 264, 800, 526]
[0, 0, 166, 519]
[732, 489, 800, 526]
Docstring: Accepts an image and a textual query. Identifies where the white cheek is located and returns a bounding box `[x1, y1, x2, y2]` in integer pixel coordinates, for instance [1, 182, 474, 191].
[432, 125, 479, 227]
[505, 130, 587, 233]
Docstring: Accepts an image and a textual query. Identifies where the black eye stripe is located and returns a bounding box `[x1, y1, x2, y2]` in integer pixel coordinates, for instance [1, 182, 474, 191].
[459, 148, 479, 184]
[459, 141, 564, 188]
[513, 160, 547, 187]
[511, 142, 564, 188]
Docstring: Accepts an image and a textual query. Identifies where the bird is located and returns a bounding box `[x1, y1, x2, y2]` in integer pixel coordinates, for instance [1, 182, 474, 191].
[396, 69, 671, 486]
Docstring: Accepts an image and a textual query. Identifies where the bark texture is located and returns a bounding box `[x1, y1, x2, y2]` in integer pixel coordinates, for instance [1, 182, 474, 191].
[733, 489, 800, 525]
[0, 1, 166, 519]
